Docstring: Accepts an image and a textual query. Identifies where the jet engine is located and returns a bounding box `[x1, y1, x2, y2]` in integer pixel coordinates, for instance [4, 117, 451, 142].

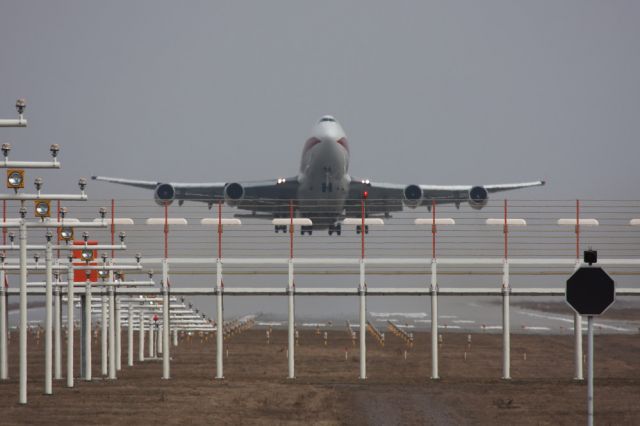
[468, 186, 489, 210]
[403, 184, 423, 208]
[154, 183, 175, 206]
[224, 182, 245, 206]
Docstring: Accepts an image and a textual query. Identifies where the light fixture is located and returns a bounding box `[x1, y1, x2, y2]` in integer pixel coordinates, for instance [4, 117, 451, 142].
[1, 143, 11, 158]
[80, 248, 94, 262]
[34, 200, 51, 218]
[15, 98, 26, 115]
[97, 269, 108, 280]
[34, 177, 43, 191]
[7, 169, 24, 189]
[49, 144, 60, 158]
[59, 227, 74, 242]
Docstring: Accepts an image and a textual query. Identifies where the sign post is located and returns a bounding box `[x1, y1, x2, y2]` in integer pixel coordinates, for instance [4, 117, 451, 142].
[565, 250, 615, 426]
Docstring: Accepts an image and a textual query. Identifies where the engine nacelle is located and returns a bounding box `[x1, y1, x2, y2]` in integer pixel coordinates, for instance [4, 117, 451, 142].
[468, 186, 489, 210]
[224, 182, 245, 206]
[403, 184, 423, 208]
[154, 183, 175, 206]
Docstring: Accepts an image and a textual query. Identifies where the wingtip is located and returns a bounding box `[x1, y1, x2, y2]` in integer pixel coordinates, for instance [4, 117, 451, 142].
[541, 180, 546, 186]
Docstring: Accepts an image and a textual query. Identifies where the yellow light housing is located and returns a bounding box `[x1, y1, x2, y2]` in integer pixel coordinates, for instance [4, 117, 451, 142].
[34, 200, 51, 218]
[7, 169, 24, 189]
[59, 227, 74, 242]
[80, 249, 94, 262]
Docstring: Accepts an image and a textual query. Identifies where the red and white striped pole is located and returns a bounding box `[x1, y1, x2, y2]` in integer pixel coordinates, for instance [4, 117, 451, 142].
[359, 192, 367, 379]
[288, 200, 295, 378]
[430, 199, 439, 379]
[502, 199, 511, 380]
[161, 202, 170, 379]
[573, 199, 583, 380]
[215, 201, 224, 379]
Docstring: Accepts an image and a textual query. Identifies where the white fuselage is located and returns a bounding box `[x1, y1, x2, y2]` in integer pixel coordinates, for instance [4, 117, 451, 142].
[297, 116, 351, 226]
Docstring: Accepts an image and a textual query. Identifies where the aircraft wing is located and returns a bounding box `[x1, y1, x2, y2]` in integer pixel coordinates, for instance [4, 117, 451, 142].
[92, 175, 300, 213]
[346, 179, 545, 215]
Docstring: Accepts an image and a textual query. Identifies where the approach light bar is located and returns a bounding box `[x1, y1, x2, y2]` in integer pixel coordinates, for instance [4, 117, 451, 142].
[414, 218, 456, 225]
[486, 218, 527, 226]
[272, 218, 313, 226]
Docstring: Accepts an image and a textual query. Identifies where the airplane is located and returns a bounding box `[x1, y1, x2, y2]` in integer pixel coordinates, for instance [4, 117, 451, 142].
[93, 115, 545, 235]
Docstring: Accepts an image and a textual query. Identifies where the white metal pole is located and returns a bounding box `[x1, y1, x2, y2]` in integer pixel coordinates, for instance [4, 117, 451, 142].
[101, 294, 107, 375]
[173, 328, 178, 347]
[148, 317, 154, 358]
[574, 314, 583, 380]
[359, 259, 366, 380]
[66, 263, 75, 388]
[18, 219, 28, 404]
[215, 259, 223, 379]
[108, 284, 116, 379]
[54, 284, 61, 379]
[162, 259, 170, 379]
[138, 311, 145, 362]
[84, 281, 92, 381]
[0, 269, 7, 380]
[288, 260, 295, 379]
[44, 243, 53, 393]
[128, 304, 134, 367]
[430, 260, 439, 380]
[587, 315, 594, 426]
[115, 295, 121, 371]
[79, 294, 85, 379]
[574, 261, 583, 381]
[158, 325, 163, 355]
[502, 261, 511, 380]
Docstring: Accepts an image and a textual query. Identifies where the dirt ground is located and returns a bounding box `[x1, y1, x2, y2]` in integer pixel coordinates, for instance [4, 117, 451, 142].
[512, 300, 640, 322]
[1, 327, 639, 425]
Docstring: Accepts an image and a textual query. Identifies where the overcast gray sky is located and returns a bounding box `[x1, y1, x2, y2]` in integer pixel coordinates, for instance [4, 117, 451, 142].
[1, 1, 639, 199]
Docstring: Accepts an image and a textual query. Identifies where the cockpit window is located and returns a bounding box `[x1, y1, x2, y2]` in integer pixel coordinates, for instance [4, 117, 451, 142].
[319, 117, 335, 123]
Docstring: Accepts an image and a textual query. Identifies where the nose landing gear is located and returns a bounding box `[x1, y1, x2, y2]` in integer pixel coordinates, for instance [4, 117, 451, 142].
[328, 223, 342, 236]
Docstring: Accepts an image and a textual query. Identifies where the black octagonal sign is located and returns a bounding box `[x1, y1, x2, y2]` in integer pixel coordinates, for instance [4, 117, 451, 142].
[566, 267, 615, 316]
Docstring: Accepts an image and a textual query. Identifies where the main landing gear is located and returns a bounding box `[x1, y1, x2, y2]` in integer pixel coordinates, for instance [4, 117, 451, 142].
[328, 223, 342, 236]
[356, 225, 369, 235]
[274, 225, 288, 233]
[301, 226, 313, 236]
